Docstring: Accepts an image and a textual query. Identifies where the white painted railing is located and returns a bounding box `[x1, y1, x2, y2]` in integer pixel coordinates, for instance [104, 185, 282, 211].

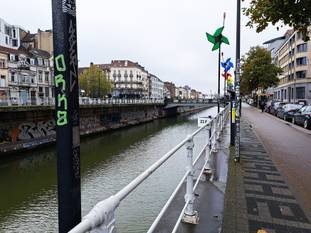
[0, 97, 164, 107]
[69, 106, 229, 233]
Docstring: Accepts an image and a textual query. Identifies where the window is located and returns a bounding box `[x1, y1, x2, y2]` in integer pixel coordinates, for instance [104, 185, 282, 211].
[297, 43, 307, 52]
[38, 71, 43, 82]
[0, 59, 5, 68]
[38, 58, 43, 66]
[296, 87, 305, 99]
[12, 39, 18, 47]
[45, 87, 49, 97]
[296, 57, 307, 66]
[296, 70, 307, 79]
[13, 29, 16, 38]
[10, 72, 15, 82]
[45, 72, 49, 82]
[39, 87, 43, 93]
[5, 37, 8, 45]
[0, 75, 5, 87]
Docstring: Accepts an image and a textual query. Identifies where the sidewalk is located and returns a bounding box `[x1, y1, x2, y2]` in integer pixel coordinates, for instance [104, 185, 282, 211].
[222, 117, 311, 233]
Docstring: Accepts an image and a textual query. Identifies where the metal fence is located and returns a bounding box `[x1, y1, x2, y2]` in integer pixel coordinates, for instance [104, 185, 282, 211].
[0, 97, 164, 107]
[69, 105, 229, 233]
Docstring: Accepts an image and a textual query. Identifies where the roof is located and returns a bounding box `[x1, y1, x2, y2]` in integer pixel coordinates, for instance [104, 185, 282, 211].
[21, 32, 36, 43]
[263, 36, 286, 45]
[97, 64, 111, 71]
[110, 60, 146, 70]
[29, 49, 50, 58]
[0, 46, 28, 55]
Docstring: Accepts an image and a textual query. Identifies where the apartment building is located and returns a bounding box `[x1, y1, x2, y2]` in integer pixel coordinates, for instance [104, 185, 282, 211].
[164, 82, 176, 100]
[99, 60, 150, 98]
[265, 28, 311, 104]
[0, 17, 23, 49]
[148, 73, 164, 99]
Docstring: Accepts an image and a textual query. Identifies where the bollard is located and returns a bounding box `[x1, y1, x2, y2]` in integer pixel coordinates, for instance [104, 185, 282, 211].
[182, 136, 199, 224]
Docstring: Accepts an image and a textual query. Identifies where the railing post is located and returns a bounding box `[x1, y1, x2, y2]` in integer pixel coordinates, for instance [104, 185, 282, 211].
[182, 136, 199, 224]
[204, 122, 213, 177]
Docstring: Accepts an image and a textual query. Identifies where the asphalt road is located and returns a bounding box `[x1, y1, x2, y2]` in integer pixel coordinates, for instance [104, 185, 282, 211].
[242, 103, 311, 221]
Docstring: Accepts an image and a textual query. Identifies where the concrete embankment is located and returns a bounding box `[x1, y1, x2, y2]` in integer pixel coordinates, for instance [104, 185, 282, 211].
[0, 104, 212, 155]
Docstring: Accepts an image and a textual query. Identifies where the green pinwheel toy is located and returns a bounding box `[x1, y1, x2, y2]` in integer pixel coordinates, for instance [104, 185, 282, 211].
[206, 26, 229, 51]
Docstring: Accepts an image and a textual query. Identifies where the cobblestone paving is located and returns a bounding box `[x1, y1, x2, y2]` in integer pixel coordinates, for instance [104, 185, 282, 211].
[222, 119, 311, 233]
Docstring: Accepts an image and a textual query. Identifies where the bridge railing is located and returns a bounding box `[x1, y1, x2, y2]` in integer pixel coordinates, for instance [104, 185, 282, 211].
[69, 106, 230, 233]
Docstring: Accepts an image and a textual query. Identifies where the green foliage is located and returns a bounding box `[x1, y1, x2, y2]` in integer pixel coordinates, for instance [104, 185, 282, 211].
[79, 64, 113, 98]
[243, 0, 311, 41]
[240, 46, 282, 95]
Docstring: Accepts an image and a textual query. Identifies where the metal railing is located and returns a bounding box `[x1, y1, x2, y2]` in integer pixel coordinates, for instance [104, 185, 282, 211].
[79, 97, 165, 105]
[69, 106, 229, 233]
[0, 97, 164, 107]
[0, 97, 55, 107]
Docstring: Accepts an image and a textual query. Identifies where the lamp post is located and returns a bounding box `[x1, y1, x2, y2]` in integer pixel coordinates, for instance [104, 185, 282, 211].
[234, 0, 241, 162]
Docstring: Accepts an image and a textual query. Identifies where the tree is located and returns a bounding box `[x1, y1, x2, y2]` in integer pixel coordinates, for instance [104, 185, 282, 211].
[79, 64, 113, 98]
[240, 46, 282, 95]
[243, 0, 311, 41]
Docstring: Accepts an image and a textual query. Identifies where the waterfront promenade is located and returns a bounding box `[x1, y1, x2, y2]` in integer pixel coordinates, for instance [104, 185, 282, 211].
[222, 104, 311, 233]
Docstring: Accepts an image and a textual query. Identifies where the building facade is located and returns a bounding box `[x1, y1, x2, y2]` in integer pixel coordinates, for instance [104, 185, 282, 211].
[164, 82, 176, 100]
[265, 28, 311, 104]
[0, 17, 23, 49]
[148, 74, 164, 99]
[95, 60, 150, 98]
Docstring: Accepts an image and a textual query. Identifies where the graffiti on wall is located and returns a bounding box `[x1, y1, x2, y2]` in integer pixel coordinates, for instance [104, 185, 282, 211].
[0, 120, 56, 143]
[18, 120, 56, 140]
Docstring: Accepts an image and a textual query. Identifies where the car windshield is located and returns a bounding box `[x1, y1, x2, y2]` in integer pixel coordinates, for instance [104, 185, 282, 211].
[286, 104, 303, 110]
[304, 106, 311, 113]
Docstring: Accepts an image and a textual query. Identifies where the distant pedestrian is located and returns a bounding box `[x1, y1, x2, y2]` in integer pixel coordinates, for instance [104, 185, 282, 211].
[260, 101, 265, 112]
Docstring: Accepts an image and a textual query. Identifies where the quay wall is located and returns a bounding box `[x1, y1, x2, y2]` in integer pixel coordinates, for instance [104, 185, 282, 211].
[0, 104, 209, 155]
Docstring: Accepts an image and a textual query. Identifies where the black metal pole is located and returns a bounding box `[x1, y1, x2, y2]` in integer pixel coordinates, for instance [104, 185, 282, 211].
[234, 0, 241, 162]
[218, 45, 221, 113]
[52, 1, 81, 232]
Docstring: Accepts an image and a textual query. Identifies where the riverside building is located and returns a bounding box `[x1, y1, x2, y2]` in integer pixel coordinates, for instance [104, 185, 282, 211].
[264, 28, 311, 104]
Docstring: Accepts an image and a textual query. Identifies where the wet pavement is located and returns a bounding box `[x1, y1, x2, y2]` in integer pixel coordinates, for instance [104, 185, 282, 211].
[243, 104, 311, 221]
[154, 122, 231, 233]
[222, 104, 311, 233]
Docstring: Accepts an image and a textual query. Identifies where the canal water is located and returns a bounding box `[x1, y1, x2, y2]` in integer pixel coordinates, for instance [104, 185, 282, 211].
[0, 107, 218, 233]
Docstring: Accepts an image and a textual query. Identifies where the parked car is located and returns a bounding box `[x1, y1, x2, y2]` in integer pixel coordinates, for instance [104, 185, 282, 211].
[265, 100, 279, 113]
[276, 104, 303, 121]
[270, 102, 286, 116]
[247, 99, 254, 105]
[292, 105, 311, 129]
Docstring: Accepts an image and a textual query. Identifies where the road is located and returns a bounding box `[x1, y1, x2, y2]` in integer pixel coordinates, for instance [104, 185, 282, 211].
[242, 103, 311, 220]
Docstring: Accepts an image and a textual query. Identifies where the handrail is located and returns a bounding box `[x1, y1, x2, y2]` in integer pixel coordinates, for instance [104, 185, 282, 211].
[69, 105, 229, 233]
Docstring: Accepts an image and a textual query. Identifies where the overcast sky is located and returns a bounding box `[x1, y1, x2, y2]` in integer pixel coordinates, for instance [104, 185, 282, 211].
[2, 0, 288, 94]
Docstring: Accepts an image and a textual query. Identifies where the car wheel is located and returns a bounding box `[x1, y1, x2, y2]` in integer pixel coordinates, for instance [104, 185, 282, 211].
[304, 120, 311, 129]
[292, 117, 295, 124]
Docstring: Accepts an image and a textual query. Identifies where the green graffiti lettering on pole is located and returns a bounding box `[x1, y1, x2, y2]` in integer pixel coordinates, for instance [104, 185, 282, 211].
[57, 94, 68, 110]
[57, 111, 68, 126]
[55, 74, 66, 91]
[55, 54, 66, 72]
[55, 54, 68, 126]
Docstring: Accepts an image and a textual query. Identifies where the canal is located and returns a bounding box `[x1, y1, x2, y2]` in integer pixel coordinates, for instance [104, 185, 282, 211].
[0, 107, 218, 233]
